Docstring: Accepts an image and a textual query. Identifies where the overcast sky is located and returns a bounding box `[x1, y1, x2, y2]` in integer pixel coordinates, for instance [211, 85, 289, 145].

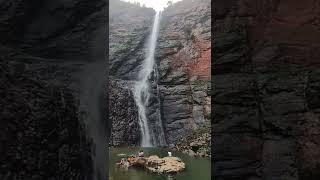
[121, 0, 182, 11]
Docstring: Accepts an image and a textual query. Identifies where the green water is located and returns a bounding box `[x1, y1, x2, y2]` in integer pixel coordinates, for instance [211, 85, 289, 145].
[109, 147, 211, 180]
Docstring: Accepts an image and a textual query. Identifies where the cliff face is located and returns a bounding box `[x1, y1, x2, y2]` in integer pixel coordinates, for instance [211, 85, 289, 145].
[109, 79, 140, 146]
[109, 0, 154, 79]
[158, 0, 211, 145]
[214, 0, 320, 179]
[0, 0, 107, 179]
[109, 0, 211, 147]
[109, 0, 155, 146]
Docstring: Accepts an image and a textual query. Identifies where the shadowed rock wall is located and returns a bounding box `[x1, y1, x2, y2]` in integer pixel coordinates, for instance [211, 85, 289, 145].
[0, 0, 107, 179]
[214, 0, 320, 179]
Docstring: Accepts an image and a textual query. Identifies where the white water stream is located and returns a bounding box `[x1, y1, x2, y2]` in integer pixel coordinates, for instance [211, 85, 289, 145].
[133, 11, 165, 147]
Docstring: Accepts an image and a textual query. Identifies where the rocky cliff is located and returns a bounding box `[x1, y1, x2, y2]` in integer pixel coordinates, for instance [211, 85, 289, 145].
[109, 0, 211, 147]
[214, 0, 320, 179]
[0, 0, 107, 179]
[158, 0, 211, 145]
[109, 0, 155, 146]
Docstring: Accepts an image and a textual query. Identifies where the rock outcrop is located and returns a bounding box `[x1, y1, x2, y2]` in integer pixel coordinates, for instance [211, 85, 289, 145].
[214, 0, 320, 179]
[110, 79, 140, 146]
[146, 156, 185, 174]
[170, 123, 211, 157]
[117, 155, 185, 174]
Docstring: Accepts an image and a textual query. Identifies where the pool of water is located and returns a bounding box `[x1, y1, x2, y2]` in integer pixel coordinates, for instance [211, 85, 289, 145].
[109, 147, 211, 180]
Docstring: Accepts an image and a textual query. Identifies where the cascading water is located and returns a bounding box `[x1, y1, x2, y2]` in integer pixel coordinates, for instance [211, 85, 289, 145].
[133, 11, 166, 147]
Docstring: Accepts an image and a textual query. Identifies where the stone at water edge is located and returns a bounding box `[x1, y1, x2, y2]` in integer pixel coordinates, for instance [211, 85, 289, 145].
[159, 157, 185, 174]
[116, 155, 186, 174]
[145, 156, 185, 174]
[183, 149, 196, 157]
[133, 157, 147, 167]
[147, 155, 165, 167]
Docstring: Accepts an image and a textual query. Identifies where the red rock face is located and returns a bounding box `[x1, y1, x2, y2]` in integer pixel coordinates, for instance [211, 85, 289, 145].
[170, 36, 211, 80]
[161, 1, 211, 81]
[157, 0, 211, 144]
[188, 37, 211, 80]
[167, 32, 211, 79]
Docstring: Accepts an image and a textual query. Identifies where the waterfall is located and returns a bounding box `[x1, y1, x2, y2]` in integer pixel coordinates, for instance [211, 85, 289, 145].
[133, 11, 166, 147]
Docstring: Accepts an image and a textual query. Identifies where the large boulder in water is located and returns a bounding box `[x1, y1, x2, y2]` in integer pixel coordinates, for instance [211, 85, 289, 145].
[118, 155, 185, 174]
[146, 155, 165, 168]
[145, 156, 185, 174]
[159, 157, 185, 174]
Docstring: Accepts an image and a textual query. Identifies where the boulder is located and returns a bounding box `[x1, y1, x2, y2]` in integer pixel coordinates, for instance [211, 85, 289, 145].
[146, 155, 165, 168]
[183, 149, 196, 157]
[158, 157, 185, 174]
[118, 155, 185, 174]
[145, 156, 185, 174]
[133, 157, 147, 168]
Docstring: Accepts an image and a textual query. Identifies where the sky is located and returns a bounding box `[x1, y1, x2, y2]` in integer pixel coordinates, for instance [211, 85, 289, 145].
[122, 0, 182, 11]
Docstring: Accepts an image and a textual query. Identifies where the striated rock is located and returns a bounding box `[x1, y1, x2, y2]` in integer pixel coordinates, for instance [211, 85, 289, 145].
[109, 0, 154, 79]
[158, 0, 211, 145]
[109, 0, 158, 146]
[108, 0, 211, 147]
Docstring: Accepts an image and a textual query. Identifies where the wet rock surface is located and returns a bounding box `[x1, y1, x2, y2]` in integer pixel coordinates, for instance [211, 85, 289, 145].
[109, 0, 155, 146]
[214, 0, 320, 179]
